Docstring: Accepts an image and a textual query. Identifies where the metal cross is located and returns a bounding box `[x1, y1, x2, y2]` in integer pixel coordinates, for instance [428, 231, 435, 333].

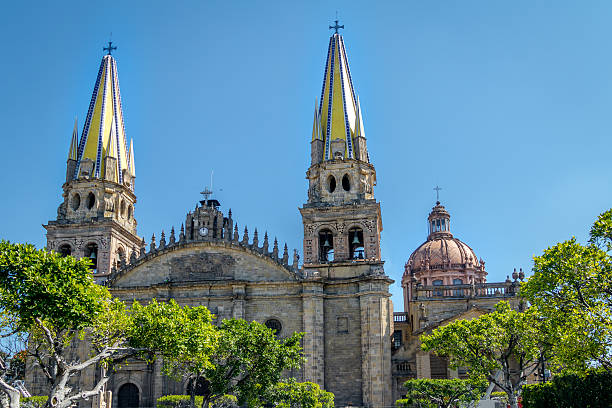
[433, 186, 442, 202]
[200, 187, 213, 202]
[329, 19, 344, 34]
[103, 41, 117, 55]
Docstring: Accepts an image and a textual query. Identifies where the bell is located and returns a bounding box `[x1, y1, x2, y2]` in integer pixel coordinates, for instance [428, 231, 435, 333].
[90, 251, 97, 259]
[322, 238, 331, 248]
[351, 234, 361, 245]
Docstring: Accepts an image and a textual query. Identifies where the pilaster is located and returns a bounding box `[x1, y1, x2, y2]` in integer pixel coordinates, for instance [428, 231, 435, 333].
[301, 281, 325, 388]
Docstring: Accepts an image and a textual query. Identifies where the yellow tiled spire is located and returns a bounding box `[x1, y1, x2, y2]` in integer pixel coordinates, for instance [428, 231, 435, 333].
[73, 47, 133, 186]
[317, 29, 360, 160]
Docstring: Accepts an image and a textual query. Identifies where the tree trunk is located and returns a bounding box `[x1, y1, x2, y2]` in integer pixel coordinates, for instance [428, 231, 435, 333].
[7, 389, 20, 408]
[507, 392, 519, 408]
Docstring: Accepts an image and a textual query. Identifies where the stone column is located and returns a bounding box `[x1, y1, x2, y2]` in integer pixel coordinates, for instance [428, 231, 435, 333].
[301, 281, 325, 388]
[151, 357, 163, 405]
[359, 281, 392, 407]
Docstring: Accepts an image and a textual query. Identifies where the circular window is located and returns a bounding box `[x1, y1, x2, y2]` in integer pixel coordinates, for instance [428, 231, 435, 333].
[328, 175, 336, 193]
[86, 192, 96, 209]
[265, 319, 282, 335]
[342, 174, 350, 191]
[71, 194, 81, 210]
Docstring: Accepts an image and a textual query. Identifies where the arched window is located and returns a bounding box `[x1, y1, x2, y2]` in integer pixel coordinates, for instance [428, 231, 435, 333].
[117, 383, 139, 408]
[265, 319, 282, 336]
[84, 243, 98, 272]
[348, 227, 364, 259]
[342, 174, 350, 191]
[58, 244, 72, 257]
[433, 279, 443, 297]
[86, 192, 96, 210]
[117, 246, 125, 265]
[318, 229, 334, 262]
[327, 175, 336, 193]
[128, 205, 133, 220]
[120, 200, 126, 218]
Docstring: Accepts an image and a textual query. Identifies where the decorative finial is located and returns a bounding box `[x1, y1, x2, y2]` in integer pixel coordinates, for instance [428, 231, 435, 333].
[433, 186, 442, 204]
[329, 17, 344, 34]
[103, 40, 117, 56]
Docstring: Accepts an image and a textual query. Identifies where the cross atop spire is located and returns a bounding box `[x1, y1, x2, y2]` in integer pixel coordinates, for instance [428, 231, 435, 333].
[433, 186, 442, 204]
[103, 40, 117, 55]
[329, 19, 344, 34]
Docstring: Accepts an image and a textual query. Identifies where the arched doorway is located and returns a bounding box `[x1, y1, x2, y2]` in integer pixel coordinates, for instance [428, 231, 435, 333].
[117, 383, 139, 408]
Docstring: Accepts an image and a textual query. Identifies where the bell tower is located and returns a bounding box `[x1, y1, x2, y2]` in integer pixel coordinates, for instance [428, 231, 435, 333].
[300, 27, 382, 272]
[45, 43, 141, 280]
[298, 23, 392, 408]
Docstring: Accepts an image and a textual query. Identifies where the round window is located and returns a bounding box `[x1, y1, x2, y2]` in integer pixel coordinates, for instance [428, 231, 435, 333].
[265, 319, 282, 335]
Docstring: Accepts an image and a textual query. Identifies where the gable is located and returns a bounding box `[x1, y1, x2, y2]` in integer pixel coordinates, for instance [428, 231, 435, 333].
[109, 242, 298, 288]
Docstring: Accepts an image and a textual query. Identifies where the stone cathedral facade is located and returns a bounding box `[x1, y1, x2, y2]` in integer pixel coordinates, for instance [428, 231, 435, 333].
[28, 26, 521, 408]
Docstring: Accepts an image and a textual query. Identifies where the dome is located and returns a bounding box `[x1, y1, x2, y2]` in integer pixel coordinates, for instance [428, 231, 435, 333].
[407, 236, 482, 274]
[403, 202, 487, 282]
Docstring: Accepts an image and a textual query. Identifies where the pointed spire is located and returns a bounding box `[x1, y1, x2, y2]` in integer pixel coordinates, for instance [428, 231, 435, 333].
[233, 224, 240, 243]
[128, 139, 136, 177]
[252, 228, 259, 248]
[140, 237, 146, 257]
[316, 29, 360, 161]
[282, 244, 289, 265]
[170, 227, 176, 244]
[263, 232, 269, 254]
[130, 245, 137, 264]
[74, 49, 133, 184]
[180, 223, 185, 242]
[272, 238, 279, 259]
[68, 117, 79, 161]
[311, 99, 322, 141]
[159, 230, 166, 249]
[150, 233, 156, 251]
[242, 226, 249, 245]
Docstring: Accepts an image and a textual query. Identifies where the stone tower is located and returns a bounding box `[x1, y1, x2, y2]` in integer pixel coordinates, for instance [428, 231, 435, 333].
[44, 46, 141, 279]
[299, 25, 393, 407]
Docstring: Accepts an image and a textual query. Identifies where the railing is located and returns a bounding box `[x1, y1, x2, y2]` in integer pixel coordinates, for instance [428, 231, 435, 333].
[413, 282, 519, 300]
[394, 312, 409, 323]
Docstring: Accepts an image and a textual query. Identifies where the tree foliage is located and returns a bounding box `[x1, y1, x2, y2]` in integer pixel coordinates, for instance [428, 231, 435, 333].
[420, 302, 551, 408]
[156, 317, 304, 408]
[395, 378, 486, 408]
[521, 369, 612, 408]
[0, 241, 220, 408]
[522, 209, 612, 371]
[264, 380, 334, 408]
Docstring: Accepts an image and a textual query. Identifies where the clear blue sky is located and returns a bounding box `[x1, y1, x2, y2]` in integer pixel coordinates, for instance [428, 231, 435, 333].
[1, 1, 611, 310]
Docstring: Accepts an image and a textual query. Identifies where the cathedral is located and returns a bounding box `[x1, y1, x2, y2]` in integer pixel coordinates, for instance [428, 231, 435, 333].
[27, 24, 521, 408]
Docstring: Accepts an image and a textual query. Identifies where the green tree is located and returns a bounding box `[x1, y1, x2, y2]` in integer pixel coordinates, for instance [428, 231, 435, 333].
[420, 302, 551, 408]
[522, 209, 612, 372]
[157, 318, 303, 408]
[264, 380, 334, 408]
[0, 241, 218, 408]
[395, 378, 486, 408]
